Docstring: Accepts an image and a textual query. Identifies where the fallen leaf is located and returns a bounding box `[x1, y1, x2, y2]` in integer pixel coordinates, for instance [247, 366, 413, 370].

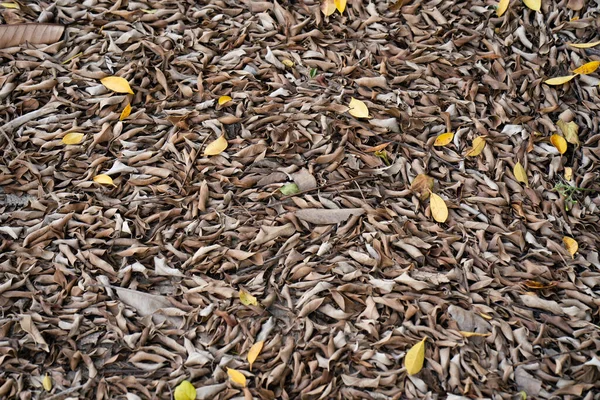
[282, 59, 294, 68]
[120, 104, 132, 121]
[434, 132, 454, 147]
[550, 134, 567, 154]
[348, 98, 370, 118]
[279, 183, 300, 195]
[0, 23, 65, 49]
[239, 289, 258, 306]
[203, 135, 228, 156]
[497, 0, 509, 16]
[1, 2, 19, 9]
[20, 315, 49, 352]
[218, 95, 232, 106]
[294, 208, 365, 224]
[93, 174, 115, 186]
[523, 280, 557, 290]
[523, 0, 541, 11]
[410, 174, 434, 200]
[573, 61, 600, 75]
[564, 167, 573, 180]
[62, 132, 84, 145]
[568, 41, 600, 49]
[110, 285, 182, 325]
[448, 305, 492, 333]
[248, 341, 264, 371]
[513, 161, 529, 187]
[557, 120, 579, 145]
[227, 368, 247, 388]
[465, 136, 486, 157]
[174, 380, 196, 400]
[334, 0, 347, 12]
[544, 75, 576, 85]
[563, 236, 578, 258]
[459, 331, 491, 338]
[404, 337, 426, 375]
[101, 76, 134, 94]
[430, 192, 448, 223]
[321, 0, 336, 16]
[42, 374, 52, 391]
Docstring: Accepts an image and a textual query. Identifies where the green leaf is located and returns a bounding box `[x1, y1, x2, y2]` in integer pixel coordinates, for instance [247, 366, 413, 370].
[280, 183, 300, 195]
[310, 68, 318, 78]
[174, 380, 196, 400]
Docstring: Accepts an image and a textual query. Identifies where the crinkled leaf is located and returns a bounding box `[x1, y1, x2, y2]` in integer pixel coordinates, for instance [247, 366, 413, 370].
[218, 95, 232, 106]
[573, 61, 600, 75]
[497, 0, 509, 16]
[203, 135, 228, 156]
[404, 337, 426, 375]
[563, 236, 578, 258]
[550, 134, 567, 154]
[279, 183, 300, 195]
[239, 288, 258, 306]
[101, 76, 134, 94]
[120, 103, 132, 121]
[227, 368, 247, 387]
[174, 380, 196, 400]
[434, 132, 454, 147]
[513, 161, 529, 187]
[93, 174, 115, 186]
[248, 341, 264, 370]
[523, 0, 540, 11]
[557, 120, 579, 145]
[348, 97, 370, 118]
[544, 75, 576, 85]
[410, 174, 434, 200]
[62, 132, 84, 145]
[466, 136, 486, 157]
[430, 193, 448, 223]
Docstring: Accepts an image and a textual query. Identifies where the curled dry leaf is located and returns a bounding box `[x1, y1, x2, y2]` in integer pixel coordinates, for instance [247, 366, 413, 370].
[404, 337, 426, 375]
[434, 132, 454, 147]
[93, 174, 115, 186]
[572, 61, 600, 75]
[465, 136, 486, 157]
[239, 288, 258, 306]
[348, 98, 370, 118]
[294, 208, 365, 224]
[62, 132, 84, 145]
[522, 0, 541, 11]
[174, 380, 196, 400]
[100, 76, 134, 94]
[568, 41, 600, 49]
[218, 95, 232, 106]
[513, 161, 529, 187]
[550, 134, 567, 154]
[410, 174, 434, 200]
[248, 341, 264, 371]
[544, 75, 576, 85]
[227, 368, 247, 388]
[429, 192, 448, 223]
[203, 135, 228, 156]
[0, 23, 64, 49]
[563, 236, 578, 257]
[120, 104, 132, 121]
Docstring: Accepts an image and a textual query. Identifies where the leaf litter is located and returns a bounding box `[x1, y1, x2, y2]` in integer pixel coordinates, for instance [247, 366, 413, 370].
[1, 1, 600, 399]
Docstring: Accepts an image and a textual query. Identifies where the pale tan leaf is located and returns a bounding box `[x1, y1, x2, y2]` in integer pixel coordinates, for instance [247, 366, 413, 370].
[434, 132, 454, 147]
[573, 61, 600, 75]
[404, 337, 426, 375]
[101, 76, 134, 94]
[0, 23, 64, 49]
[294, 208, 365, 224]
[218, 95, 232, 106]
[523, 0, 541, 11]
[497, 0, 509, 16]
[544, 75, 576, 85]
[550, 134, 567, 154]
[410, 174, 434, 200]
[348, 97, 370, 118]
[93, 174, 115, 186]
[203, 135, 228, 156]
[248, 341, 264, 370]
[564, 167, 573, 180]
[120, 104, 132, 121]
[321, 0, 336, 16]
[513, 161, 529, 187]
[563, 236, 578, 258]
[227, 368, 247, 387]
[62, 132, 84, 145]
[239, 289, 258, 306]
[430, 193, 448, 223]
[20, 315, 49, 352]
[568, 41, 600, 49]
[465, 136, 486, 157]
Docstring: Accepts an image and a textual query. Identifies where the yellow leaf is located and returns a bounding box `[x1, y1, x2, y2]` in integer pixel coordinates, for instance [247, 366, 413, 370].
[93, 174, 115, 186]
[465, 136, 486, 157]
[568, 41, 600, 49]
[550, 134, 567, 154]
[522, 0, 540, 11]
[174, 380, 196, 400]
[100, 76, 134, 94]
[218, 95, 232, 106]
[513, 161, 529, 187]
[203, 135, 228, 156]
[42, 374, 52, 391]
[430, 192, 448, 223]
[459, 331, 491, 338]
[479, 312, 493, 320]
[404, 337, 426, 375]
[573, 61, 600, 75]
[248, 341, 264, 371]
[1, 2, 20, 9]
[227, 368, 247, 388]
[321, 0, 336, 16]
[497, 0, 509, 17]
[348, 97, 370, 119]
[62, 132, 84, 145]
[557, 120, 579, 145]
[334, 0, 347, 12]
[282, 59, 295, 68]
[544, 75, 576, 85]
[563, 236, 578, 258]
[564, 167, 573, 180]
[120, 103, 132, 121]
[434, 132, 454, 147]
[239, 289, 258, 306]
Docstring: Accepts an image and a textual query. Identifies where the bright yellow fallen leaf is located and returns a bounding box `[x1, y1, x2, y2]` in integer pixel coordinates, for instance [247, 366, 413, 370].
[564, 167, 573, 180]
[348, 97, 370, 119]
[497, 0, 509, 17]
[282, 59, 295, 68]
[93, 174, 115, 186]
[523, 0, 540, 11]
[218, 95, 232, 106]
[550, 134, 567, 154]
[42, 374, 52, 391]
[563, 236, 578, 258]
[248, 341, 264, 371]
[239, 289, 258, 306]
[460, 331, 491, 338]
[573, 61, 600, 75]
[466, 136, 486, 157]
[513, 161, 529, 187]
[1, 2, 20, 8]
[557, 120, 579, 145]
[174, 380, 196, 400]
[404, 337, 426, 375]
[434, 132, 454, 147]
[203, 135, 228, 156]
[544, 75, 577, 85]
[227, 368, 247, 387]
[430, 192, 448, 223]
[120, 103, 132, 121]
[479, 312, 493, 320]
[101, 76, 134, 94]
[321, 0, 336, 16]
[62, 132, 84, 145]
[334, 0, 347, 12]
[568, 41, 600, 49]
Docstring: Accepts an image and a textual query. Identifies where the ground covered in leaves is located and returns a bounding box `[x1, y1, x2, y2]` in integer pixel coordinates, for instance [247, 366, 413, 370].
[1, 0, 600, 399]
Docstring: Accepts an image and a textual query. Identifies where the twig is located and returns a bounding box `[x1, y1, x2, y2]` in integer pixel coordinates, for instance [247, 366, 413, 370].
[45, 381, 91, 400]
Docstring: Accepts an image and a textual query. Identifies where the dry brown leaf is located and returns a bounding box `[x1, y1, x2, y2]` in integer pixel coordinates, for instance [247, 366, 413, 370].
[410, 174, 434, 200]
[20, 315, 49, 352]
[0, 23, 64, 49]
[294, 208, 364, 224]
